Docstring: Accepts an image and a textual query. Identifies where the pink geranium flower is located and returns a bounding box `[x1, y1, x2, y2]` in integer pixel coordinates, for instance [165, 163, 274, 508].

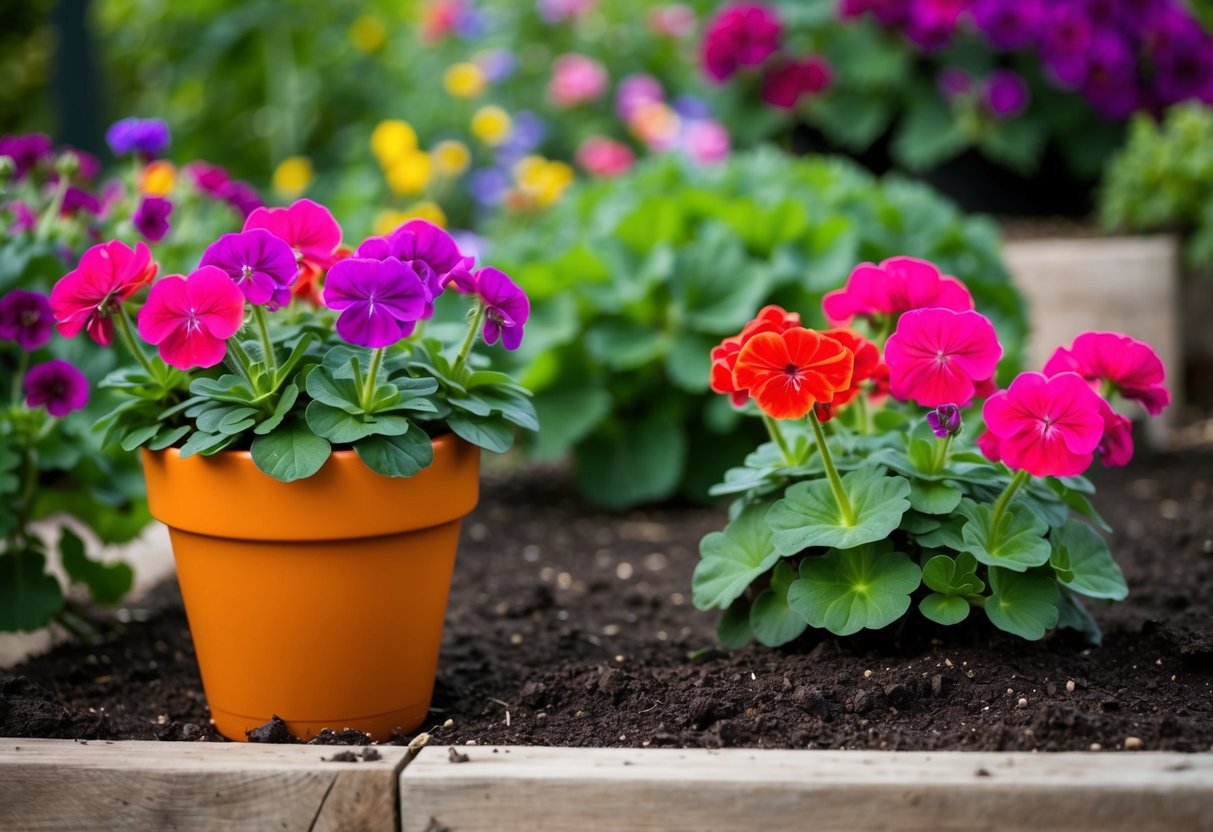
[243, 199, 343, 305]
[1097, 398, 1134, 468]
[822, 256, 974, 326]
[884, 308, 1002, 407]
[701, 3, 783, 82]
[50, 240, 158, 345]
[982, 371, 1107, 477]
[576, 136, 635, 178]
[136, 266, 246, 369]
[548, 54, 609, 108]
[1042, 331, 1170, 416]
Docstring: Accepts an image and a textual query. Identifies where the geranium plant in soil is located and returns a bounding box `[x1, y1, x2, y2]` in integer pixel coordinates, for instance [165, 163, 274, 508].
[43, 198, 536, 741]
[694, 255, 1170, 646]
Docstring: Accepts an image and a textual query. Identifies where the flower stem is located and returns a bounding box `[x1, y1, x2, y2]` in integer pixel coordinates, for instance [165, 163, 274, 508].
[762, 413, 795, 466]
[252, 305, 277, 376]
[854, 395, 870, 435]
[35, 176, 69, 242]
[452, 301, 486, 378]
[932, 434, 953, 473]
[226, 337, 257, 388]
[808, 409, 855, 527]
[990, 469, 1031, 532]
[112, 305, 158, 378]
[11, 350, 28, 405]
[361, 348, 385, 411]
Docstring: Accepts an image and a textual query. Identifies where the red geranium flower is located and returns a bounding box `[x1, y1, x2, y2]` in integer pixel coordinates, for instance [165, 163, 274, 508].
[732, 327, 854, 420]
[710, 304, 801, 406]
[814, 328, 886, 421]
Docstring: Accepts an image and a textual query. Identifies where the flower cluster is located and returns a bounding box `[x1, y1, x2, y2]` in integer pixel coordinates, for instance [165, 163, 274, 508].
[843, 0, 1213, 119]
[615, 74, 732, 165]
[701, 3, 833, 111]
[698, 254, 1169, 645]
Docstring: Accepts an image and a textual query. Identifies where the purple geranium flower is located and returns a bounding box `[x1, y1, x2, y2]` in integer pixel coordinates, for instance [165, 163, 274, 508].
[200, 229, 298, 309]
[0, 289, 54, 350]
[616, 74, 665, 120]
[322, 257, 429, 348]
[970, 0, 1044, 51]
[926, 403, 962, 438]
[475, 48, 517, 82]
[451, 267, 530, 351]
[105, 117, 171, 157]
[1150, 18, 1213, 105]
[469, 168, 509, 206]
[1083, 30, 1140, 119]
[60, 186, 101, 217]
[354, 220, 474, 315]
[185, 161, 230, 196]
[906, 0, 964, 51]
[984, 70, 1030, 118]
[0, 133, 52, 180]
[7, 201, 37, 234]
[24, 359, 89, 417]
[133, 196, 172, 242]
[1040, 5, 1092, 88]
[220, 181, 263, 218]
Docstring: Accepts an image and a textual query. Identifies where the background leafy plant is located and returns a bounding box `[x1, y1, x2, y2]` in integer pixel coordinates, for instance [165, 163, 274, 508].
[485, 148, 1025, 508]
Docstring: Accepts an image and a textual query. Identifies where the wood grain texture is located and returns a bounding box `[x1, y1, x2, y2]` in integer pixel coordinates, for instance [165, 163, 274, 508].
[0, 739, 408, 832]
[399, 746, 1213, 832]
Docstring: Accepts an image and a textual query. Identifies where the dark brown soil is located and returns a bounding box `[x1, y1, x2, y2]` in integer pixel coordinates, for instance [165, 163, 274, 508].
[2, 448, 1211, 752]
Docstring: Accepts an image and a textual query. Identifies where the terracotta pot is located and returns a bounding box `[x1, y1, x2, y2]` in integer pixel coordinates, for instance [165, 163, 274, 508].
[141, 435, 479, 742]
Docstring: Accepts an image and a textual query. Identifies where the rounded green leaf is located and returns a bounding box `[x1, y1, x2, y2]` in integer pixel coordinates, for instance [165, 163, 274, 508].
[0, 549, 65, 631]
[786, 544, 922, 637]
[985, 567, 1060, 641]
[1050, 519, 1128, 601]
[749, 561, 808, 647]
[919, 592, 970, 626]
[692, 502, 781, 611]
[908, 479, 963, 515]
[767, 467, 911, 554]
[250, 423, 331, 483]
[355, 430, 434, 478]
[961, 503, 1051, 572]
[717, 598, 753, 649]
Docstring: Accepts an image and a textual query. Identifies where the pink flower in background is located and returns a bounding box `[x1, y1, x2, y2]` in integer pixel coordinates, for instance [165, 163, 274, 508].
[537, 0, 597, 24]
[51, 240, 158, 345]
[823, 256, 973, 326]
[243, 198, 343, 305]
[702, 3, 783, 82]
[616, 74, 665, 120]
[684, 119, 730, 164]
[7, 201, 37, 234]
[1042, 331, 1170, 416]
[982, 371, 1106, 477]
[761, 56, 832, 109]
[185, 161, 230, 196]
[1097, 398, 1134, 467]
[548, 54, 609, 107]
[648, 4, 697, 38]
[24, 359, 88, 417]
[576, 136, 635, 178]
[133, 196, 172, 242]
[885, 307, 1002, 407]
[983, 69, 1030, 118]
[137, 266, 246, 369]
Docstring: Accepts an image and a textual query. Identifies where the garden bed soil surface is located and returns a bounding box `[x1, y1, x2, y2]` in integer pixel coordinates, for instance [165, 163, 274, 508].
[2, 448, 1211, 752]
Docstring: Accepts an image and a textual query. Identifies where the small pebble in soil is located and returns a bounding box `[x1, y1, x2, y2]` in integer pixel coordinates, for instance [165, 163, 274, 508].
[863, 670, 873, 679]
[1066, 680, 1076, 693]
[246, 715, 296, 744]
[1017, 698, 1028, 708]
[1125, 737, 1144, 751]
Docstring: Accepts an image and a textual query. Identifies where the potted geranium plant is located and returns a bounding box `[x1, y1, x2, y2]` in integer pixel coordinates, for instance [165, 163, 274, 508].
[694, 256, 1170, 646]
[47, 198, 535, 742]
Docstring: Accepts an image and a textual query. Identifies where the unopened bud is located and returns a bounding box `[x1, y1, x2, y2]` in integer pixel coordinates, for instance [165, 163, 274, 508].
[55, 151, 80, 179]
[0, 155, 14, 183]
[927, 404, 962, 438]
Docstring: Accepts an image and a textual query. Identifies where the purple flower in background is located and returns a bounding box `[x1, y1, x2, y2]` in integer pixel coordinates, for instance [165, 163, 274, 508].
[200, 229, 298, 309]
[219, 181, 263, 218]
[322, 257, 429, 348]
[1146, 9, 1213, 105]
[105, 117, 171, 157]
[0, 289, 54, 350]
[133, 196, 172, 242]
[451, 230, 484, 265]
[1040, 4, 1092, 88]
[701, 3, 783, 82]
[616, 74, 665, 120]
[841, 0, 908, 26]
[1084, 30, 1140, 119]
[475, 48, 517, 82]
[905, 0, 964, 51]
[450, 267, 530, 351]
[672, 95, 712, 120]
[509, 111, 547, 151]
[684, 119, 731, 164]
[1083, 0, 1118, 30]
[537, 0, 597, 23]
[454, 6, 487, 38]
[0, 134, 52, 179]
[970, 0, 1044, 51]
[469, 168, 509, 206]
[761, 56, 832, 108]
[7, 201, 37, 234]
[355, 219, 474, 313]
[926, 403, 962, 438]
[984, 70, 1030, 117]
[24, 359, 89, 417]
[60, 186, 101, 217]
[185, 161, 230, 196]
[937, 66, 972, 100]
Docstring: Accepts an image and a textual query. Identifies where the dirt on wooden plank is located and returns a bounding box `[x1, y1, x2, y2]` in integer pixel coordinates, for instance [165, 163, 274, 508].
[2, 447, 1211, 752]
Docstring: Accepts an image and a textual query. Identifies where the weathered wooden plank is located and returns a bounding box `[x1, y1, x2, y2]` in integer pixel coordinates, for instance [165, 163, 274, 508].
[400, 746, 1213, 832]
[0, 739, 408, 832]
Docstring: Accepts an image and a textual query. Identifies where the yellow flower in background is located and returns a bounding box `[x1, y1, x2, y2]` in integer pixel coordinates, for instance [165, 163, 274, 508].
[373, 202, 448, 236]
[444, 62, 487, 99]
[385, 149, 432, 196]
[432, 140, 470, 177]
[371, 119, 418, 167]
[272, 156, 313, 198]
[470, 105, 512, 146]
[373, 209, 412, 237]
[349, 14, 388, 53]
[140, 160, 176, 196]
[405, 200, 448, 227]
[513, 155, 574, 209]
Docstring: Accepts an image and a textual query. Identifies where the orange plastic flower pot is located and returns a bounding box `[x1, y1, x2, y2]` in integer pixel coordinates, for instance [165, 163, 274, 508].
[141, 435, 479, 742]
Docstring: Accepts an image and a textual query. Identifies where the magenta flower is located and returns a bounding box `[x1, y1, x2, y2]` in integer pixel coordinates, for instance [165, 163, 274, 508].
[59, 187, 101, 217]
[1097, 398, 1133, 468]
[926, 403, 962, 438]
[938, 67, 972, 100]
[761, 56, 832, 109]
[576, 136, 636, 178]
[1043, 331, 1170, 416]
[185, 161, 231, 196]
[105, 117, 171, 157]
[51, 240, 158, 345]
[354, 220, 473, 314]
[885, 307, 1002, 408]
[983, 70, 1030, 118]
[220, 180, 264, 218]
[701, 3, 783, 82]
[982, 372, 1106, 478]
[823, 256, 974, 326]
[548, 54, 609, 108]
[905, 0, 965, 51]
[200, 229, 299, 310]
[970, 0, 1044, 51]
[244, 198, 340, 277]
[7, 201, 37, 234]
[0, 289, 53, 350]
[24, 359, 89, 417]
[684, 120, 731, 165]
[616, 74, 665, 120]
[322, 257, 429, 349]
[136, 266, 246, 370]
[133, 196, 172, 242]
[1040, 5, 1091, 88]
[0, 134, 52, 179]
[451, 267, 530, 351]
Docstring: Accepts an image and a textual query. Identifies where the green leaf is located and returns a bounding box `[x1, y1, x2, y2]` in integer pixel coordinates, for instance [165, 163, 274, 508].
[692, 502, 781, 611]
[573, 414, 686, 509]
[666, 331, 715, 393]
[177, 430, 234, 459]
[921, 551, 985, 595]
[305, 401, 409, 443]
[475, 388, 540, 432]
[786, 543, 922, 637]
[985, 567, 1060, 641]
[1045, 478, 1113, 533]
[1056, 588, 1102, 645]
[250, 423, 331, 482]
[305, 367, 365, 414]
[147, 425, 191, 451]
[529, 387, 611, 460]
[254, 382, 299, 436]
[447, 412, 514, 453]
[354, 429, 434, 478]
[908, 479, 963, 515]
[892, 94, 967, 171]
[767, 467, 911, 554]
[961, 503, 1052, 572]
[120, 424, 161, 452]
[920, 593, 971, 626]
[750, 560, 808, 647]
[59, 527, 133, 606]
[1050, 519, 1128, 601]
[717, 597, 752, 649]
[584, 321, 667, 370]
[668, 224, 768, 333]
[0, 549, 64, 631]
